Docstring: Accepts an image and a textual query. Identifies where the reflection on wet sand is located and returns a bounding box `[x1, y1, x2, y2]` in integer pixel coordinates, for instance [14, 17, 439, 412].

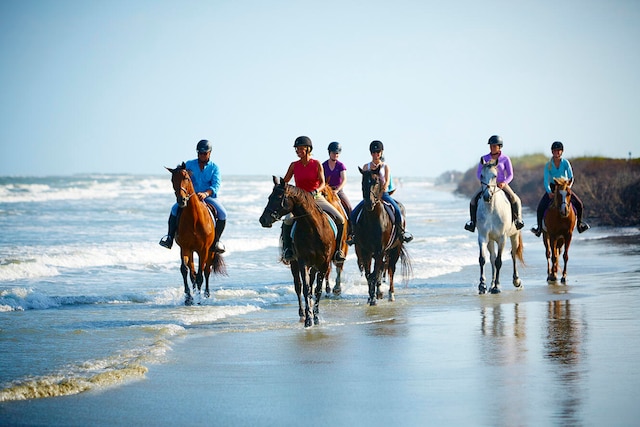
[545, 299, 587, 425]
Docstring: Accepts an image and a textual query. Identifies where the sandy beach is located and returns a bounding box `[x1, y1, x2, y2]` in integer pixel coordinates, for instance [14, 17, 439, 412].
[2, 233, 639, 427]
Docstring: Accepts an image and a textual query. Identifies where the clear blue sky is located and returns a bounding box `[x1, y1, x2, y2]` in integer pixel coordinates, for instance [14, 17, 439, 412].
[1, 0, 638, 178]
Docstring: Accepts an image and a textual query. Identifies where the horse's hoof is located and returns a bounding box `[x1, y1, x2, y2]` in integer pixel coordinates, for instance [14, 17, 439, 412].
[333, 285, 341, 296]
[313, 315, 319, 325]
[185, 296, 194, 306]
[489, 287, 501, 294]
[389, 294, 395, 302]
[368, 298, 377, 306]
[204, 291, 210, 298]
[561, 277, 567, 284]
[478, 285, 487, 295]
[304, 318, 313, 328]
[376, 292, 384, 300]
[513, 279, 522, 288]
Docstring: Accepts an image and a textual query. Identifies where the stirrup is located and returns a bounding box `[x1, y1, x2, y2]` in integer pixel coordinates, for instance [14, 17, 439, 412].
[530, 227, 541, 237]
[333, 250, 346, 262]
[402, 232, 413, 243]
[577, 222, 590, 233]
[515, 219, 525, 230]
[159, 235, 173, 249]
[211, 241, 226, 254]
[283, 248, 294, 262]
[346, 235, 355, 246]
[464, 221, 475, 232]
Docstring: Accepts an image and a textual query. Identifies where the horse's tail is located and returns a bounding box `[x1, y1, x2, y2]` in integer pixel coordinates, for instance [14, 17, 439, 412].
[211, 254, 228, 276]
[399, 244, 413, 285]
[514, 231, 525, 266]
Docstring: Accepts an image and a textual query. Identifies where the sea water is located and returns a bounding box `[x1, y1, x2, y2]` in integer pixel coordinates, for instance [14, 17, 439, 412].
[0, 174, 637, 402]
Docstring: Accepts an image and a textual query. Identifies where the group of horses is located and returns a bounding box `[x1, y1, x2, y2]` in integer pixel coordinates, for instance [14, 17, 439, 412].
[166, 161, 579, 326]
[258, 167, 411, 327]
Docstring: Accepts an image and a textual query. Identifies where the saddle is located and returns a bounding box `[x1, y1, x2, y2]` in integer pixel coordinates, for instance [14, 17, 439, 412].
[354, 201, 397, 225]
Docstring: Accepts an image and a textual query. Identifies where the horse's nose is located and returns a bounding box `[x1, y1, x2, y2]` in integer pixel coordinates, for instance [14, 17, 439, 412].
[259, 215, 273, 228]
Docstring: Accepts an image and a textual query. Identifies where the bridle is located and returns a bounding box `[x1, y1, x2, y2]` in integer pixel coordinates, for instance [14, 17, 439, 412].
[364, 172, 383, 209]
[174, 170, 196, 206]
[480, 165, 499, 201]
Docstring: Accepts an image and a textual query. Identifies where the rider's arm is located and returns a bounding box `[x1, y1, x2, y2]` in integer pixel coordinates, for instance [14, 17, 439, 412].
[315, 161, 326, 193]
[283, 162, 296, 184]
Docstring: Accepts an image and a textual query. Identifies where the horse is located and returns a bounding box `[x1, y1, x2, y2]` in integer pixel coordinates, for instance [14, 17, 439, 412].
[259, 176, 344, 327]
[542, 177, 577, 284]
[475, 160, 524, 294]
[167, 163, 226, 305]
[353, 166, 411, 305]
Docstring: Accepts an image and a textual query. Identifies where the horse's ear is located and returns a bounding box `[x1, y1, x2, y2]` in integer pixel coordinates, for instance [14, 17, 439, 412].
[358, 166, 364, 174]
[480, 157, 486, 165]
[165, 166, 174, 173]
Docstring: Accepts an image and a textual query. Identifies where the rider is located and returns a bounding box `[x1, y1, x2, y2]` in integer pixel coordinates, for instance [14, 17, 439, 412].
[347, 140, 413, 245]
[464, 135, 525, 232]
[530, 141, 590, 236]
[159, 139, 227, 253]
[322, 141, 352, 217]
[281, 136, 346, 262]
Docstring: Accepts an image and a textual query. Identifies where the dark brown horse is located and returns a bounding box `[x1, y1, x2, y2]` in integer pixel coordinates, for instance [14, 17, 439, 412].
[167, 163, 226, 305]
[259, 176, 341, 327]
[543, 177, 576, 284]
[353, 166, 411, 305]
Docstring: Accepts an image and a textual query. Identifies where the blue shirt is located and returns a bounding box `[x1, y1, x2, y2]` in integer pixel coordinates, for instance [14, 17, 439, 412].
[184, 158, 221, 197]
[544, 158, 573, 194]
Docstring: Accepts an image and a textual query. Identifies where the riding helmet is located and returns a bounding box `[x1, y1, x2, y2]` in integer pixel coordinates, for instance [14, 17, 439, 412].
[293, 136, 313, 151]
[369, 140, 384, 153]
[196, 139, 212, 153]
[328, 141, 342, 153]
[487, 135, 503, 146]
[551, 141, 564, 151]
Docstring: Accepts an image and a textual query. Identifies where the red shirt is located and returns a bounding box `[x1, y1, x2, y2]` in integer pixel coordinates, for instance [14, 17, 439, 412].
[293, 159, 321, 192]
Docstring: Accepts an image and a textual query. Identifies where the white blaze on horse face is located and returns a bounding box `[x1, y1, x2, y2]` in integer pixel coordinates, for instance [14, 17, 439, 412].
[559, 189, 568, 216]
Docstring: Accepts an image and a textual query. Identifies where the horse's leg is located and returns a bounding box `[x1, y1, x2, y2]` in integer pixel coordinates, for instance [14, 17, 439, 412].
[204, 254, 212, 298]
[549, 239, 560, 282]
[510, 234, 522, 288]
[291, 262, 304, 322]
[489, 240, 503, 294]
[313, 270, 324, 325]
[180, 258, 193, 306]
[374, 254, 385, 302]
[544, 235, 554, 282]
[387, 249, 399, 302]
[561, 235, 572, 284]
[301, 264, 313, 328]
[332, 261, 343, 296]
[478, 239, 487, 295]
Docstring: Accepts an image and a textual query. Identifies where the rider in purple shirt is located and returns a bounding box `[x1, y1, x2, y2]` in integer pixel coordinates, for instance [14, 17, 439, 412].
[322, 141, 352, 217]
[464, 135, 524, 232]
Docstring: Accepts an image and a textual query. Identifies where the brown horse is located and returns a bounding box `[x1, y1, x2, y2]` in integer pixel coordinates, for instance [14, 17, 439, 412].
[259, 176, 342, 327]
[543, 177, 577, 284]
[353, 166, 411, 305]
[167, 163, 226, 305]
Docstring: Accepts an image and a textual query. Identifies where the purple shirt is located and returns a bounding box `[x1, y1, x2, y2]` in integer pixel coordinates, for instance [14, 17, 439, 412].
[476, 152, 514, 185]
[322, 160, 347, 189]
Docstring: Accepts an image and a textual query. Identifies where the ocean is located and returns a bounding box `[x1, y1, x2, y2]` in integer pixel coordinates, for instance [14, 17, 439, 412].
[1, 174, 639, 420]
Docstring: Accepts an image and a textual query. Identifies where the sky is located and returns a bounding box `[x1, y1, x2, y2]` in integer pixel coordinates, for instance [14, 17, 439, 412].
[1, 0, 639, 178]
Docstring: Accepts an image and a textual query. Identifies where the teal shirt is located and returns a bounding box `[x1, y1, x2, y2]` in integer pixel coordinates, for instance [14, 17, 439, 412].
[544, 158, 573, 194]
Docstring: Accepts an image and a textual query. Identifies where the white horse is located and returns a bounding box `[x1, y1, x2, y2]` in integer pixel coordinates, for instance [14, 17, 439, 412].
[475, 160, 524, 294]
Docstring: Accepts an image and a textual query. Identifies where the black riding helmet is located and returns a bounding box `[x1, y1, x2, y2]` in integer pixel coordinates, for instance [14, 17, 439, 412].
[551, 141, 564, 151]
[369, 140, 384, 153]
[293, 136, 313, 152]
[197, 139, 212, 153]
[328, 141, 342, 153]
[488, 135, 503, 146]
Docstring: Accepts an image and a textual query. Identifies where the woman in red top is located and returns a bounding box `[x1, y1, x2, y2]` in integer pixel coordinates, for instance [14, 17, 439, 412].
[281, 136, 346, 262]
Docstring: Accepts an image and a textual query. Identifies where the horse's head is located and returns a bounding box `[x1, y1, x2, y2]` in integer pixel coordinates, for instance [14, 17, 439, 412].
[166, 162, 195, 208]
[552, 177, 573, 216]
[259, 176, 294, 228]
[480, 160, 499, 202]
[360, 166, 383, 211]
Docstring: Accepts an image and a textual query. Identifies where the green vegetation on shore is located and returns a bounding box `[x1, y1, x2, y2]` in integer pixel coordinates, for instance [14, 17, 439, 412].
[454, 156, 640, 227]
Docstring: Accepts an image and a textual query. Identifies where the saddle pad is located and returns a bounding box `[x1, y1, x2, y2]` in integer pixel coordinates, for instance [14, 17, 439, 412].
[354, 201, 396, 225]
[291, 213, 337, 238]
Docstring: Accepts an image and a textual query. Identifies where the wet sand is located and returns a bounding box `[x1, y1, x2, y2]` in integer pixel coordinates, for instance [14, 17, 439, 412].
[2, 234, 640, 426]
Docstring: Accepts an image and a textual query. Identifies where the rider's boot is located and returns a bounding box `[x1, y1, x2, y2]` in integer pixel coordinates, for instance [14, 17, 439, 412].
[464, 203, 476, 233]
[281, 222, 294, 262]
[399, 225, 413, 243]
[211, 219, 226, 253]
[159, 214, 178, 249]
[513, 203, 525, 230]
[530, 225, 542, 237]
[334, 223, 346, 261]
[577, 219, 591, 233]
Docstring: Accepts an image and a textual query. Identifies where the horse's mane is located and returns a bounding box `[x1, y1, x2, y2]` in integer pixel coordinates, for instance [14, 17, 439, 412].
[285, 183, 322, 214]
[553, 177, 571, 189]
